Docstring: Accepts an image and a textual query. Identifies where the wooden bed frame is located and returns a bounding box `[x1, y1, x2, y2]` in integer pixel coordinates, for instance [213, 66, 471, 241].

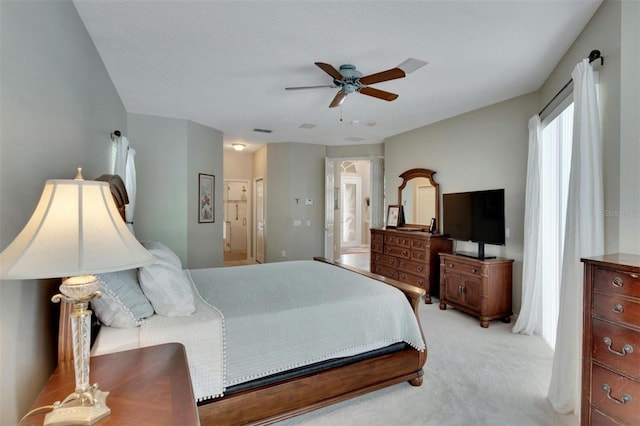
[57, 175, 428, 425]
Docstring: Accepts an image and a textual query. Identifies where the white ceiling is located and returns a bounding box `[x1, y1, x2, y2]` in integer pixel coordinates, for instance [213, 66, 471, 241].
[73, 0, 602, 152]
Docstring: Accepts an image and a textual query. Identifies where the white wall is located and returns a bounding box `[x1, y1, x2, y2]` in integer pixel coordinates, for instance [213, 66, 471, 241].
[384, 93, 538, 312]
[0, 2, 127, 424]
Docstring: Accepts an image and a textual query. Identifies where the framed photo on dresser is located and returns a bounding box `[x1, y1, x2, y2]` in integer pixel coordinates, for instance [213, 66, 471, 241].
[386, 205, 400, 228]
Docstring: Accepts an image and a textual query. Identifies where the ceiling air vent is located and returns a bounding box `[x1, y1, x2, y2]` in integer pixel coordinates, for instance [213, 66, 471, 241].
[299, 123, 316, 129]
[253, 128, 273, 133]
[344, 136, 366, 142]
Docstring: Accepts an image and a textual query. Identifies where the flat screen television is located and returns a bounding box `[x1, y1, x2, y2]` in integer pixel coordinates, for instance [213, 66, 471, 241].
[442, 189, 505, 259]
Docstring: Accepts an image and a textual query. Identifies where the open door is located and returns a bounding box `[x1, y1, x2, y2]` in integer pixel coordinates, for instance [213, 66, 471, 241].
[254, 177, 265, 263]
[324, 159, 335, 260]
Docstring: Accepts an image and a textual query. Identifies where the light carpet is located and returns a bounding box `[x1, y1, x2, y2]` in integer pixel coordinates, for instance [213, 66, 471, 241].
[278, 301, 579, 426]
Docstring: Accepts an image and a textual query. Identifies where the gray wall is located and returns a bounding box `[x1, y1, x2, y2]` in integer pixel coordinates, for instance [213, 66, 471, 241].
[128, 113, 224, 269]
[384, 93, 537, 313]
[382, 0, 640, 315]
[264, 142, 326, 262]
[0, 2, 127, 423]
[538, 0, 639, 255]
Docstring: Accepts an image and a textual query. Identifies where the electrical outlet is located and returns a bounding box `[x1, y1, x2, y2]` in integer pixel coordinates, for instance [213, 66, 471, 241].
[282, 250, 286, 257]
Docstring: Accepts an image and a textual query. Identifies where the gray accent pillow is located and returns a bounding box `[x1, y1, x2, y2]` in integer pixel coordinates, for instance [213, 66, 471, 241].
[138, 259, 195, 317]
[91, 268, 155, 328]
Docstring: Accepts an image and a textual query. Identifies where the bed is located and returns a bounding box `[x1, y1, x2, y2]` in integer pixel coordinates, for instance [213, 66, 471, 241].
[56, 175, 428, 425]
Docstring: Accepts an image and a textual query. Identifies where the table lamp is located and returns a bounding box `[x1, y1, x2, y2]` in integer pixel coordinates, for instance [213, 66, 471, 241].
[0, 168, 154, 425]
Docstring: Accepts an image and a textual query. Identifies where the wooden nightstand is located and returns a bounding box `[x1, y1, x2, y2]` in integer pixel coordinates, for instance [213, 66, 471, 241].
[24, 343, 199, 426]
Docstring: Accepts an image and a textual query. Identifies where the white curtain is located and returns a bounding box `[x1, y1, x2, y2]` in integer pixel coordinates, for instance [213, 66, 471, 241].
[512, 115, 543, 335]
[114, 136, 136, 234]
[124, 147, 137, 233]
[548, 59, 604, 415]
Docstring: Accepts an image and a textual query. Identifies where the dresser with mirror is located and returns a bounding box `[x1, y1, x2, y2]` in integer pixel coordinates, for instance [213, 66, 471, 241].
[371, 169, 452, 303]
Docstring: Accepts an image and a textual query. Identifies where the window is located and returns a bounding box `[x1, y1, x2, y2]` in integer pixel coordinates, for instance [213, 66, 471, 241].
[539, 101, 573, 349]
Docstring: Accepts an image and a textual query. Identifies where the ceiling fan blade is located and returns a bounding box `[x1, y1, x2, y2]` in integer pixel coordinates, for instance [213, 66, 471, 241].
[315, 62, 344, 80]
[359, 86, 399, 102]
[359, 67, 406, 85]
[285, 85, 335, 90]
[329, 91, 347, 108]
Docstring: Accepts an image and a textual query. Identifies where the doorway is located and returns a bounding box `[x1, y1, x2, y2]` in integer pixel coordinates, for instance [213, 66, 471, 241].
[254, 177, 265, 264]
[325, 158, 382, 269]
[223, 180, 249, 262]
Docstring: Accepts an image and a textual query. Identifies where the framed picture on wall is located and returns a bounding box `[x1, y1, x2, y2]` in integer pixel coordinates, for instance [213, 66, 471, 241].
[198, 173, 215, 223]
[386, 205, 400, 228]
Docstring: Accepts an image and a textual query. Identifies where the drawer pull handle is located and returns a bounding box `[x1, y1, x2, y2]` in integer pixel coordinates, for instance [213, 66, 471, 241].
[602, 384, 632, 405]
[612, 304, 624, 314]
[471, 268, 477, 273]
[612, 277, 624, 287]
[603, 337, 634, 356]
[401, 250, 408, 256]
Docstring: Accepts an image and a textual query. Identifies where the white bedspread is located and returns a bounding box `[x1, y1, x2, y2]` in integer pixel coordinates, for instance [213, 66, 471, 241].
[139, 273, 225, 401]
[190, 260, 424, 387]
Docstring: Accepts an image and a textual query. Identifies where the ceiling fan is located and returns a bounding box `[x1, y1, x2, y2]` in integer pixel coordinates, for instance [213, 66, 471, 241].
[286, 58, 427, 108]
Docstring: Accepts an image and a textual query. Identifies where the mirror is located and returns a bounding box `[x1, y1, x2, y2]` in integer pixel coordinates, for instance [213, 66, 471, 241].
[398, 168, 440, 232]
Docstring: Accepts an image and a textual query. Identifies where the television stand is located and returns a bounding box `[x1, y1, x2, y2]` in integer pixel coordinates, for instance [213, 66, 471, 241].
[439, 253, 513, 328]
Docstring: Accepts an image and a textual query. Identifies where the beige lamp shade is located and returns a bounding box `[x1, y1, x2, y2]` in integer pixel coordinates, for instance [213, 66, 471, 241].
[0, 177, 153, 279]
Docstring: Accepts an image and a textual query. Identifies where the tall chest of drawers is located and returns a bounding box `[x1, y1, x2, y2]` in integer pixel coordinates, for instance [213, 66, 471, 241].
[370, 228, 452, 304]
[581, 254, 640, 426]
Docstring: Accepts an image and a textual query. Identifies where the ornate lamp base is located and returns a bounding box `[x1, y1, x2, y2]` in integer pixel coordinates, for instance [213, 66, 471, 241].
[43, 388, 110, 426]
[46, 276, 110, 425]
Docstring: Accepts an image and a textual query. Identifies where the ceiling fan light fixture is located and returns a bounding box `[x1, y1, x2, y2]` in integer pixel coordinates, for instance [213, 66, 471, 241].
[232, 143, 246, 151]
[397, 58, 428, 74]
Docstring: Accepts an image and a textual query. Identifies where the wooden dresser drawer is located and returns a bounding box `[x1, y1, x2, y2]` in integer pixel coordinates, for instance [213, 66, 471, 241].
[592, 318, 640, 380]
[591, 363, 640, 425]
[384, 245, 410, 259]
[593, 292, 640, 329]
[384, 234, 411, 248]
[594, 268, 640, 298]
[410, 248, 428, 262]
[371, 263, 397, 279]
[591, 407, 622, 426]
[371, 241, 383, 253]
[397, 271, 427, 288]
[371, 231, 383, 243]
[442, 259, 482, 277]
[372, 253, 396, 268]
[411, 238, 430, 250]
[397, 258, 427, 275]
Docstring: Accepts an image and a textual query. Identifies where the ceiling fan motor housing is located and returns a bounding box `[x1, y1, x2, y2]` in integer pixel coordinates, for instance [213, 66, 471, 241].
[336, 64, 364, 93]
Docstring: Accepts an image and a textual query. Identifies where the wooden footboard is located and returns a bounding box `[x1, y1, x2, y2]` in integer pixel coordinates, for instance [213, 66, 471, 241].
[198, 347, 424, 425]
[195, 258, 428, 425]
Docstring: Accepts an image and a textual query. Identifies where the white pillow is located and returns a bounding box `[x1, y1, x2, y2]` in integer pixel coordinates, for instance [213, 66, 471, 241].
[141, 241, 182, 269]
[138, 259, 195, 317]
[92, 269, 154, 328]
